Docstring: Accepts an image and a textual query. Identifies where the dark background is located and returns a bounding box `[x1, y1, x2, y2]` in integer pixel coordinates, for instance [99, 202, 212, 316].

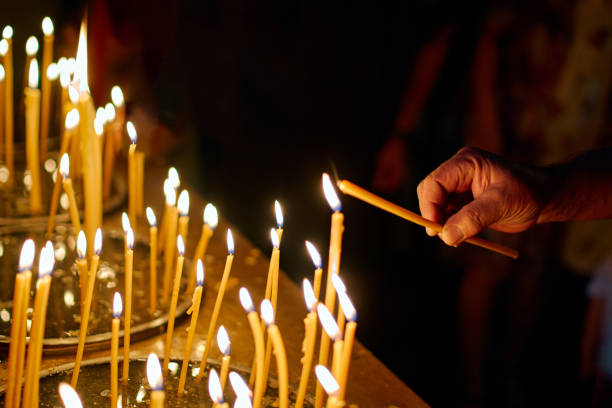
[4, 1, 612, 406]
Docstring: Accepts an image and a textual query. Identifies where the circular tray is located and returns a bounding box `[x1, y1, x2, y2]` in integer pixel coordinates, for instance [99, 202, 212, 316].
[0, 225, 194, 355]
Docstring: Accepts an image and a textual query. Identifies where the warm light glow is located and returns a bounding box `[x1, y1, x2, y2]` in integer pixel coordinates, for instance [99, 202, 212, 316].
[74, 20, 88, 92]
[76, 231, 86, 259]
[113, 292, 123, 318]
[322, 173, 341, 212]
[65, 109, 80, 130]
[234, 396, 253, 408]
[111, 85, 124, 107]
[126, 121, 137, 144]
[59, 63, 70, 88]
[177, 235, 185, 256]
[66, 57, 76, 75]
[19, 239, 35, 271]
[2, 26, 13, 39]
[0, 64, 4, 81]
[146, 207, 157, 227]
[203, 203, 218, 229]
[96, 107, 105, 122]
[104, 102, 116, 122]
[227, 229, 235, 255]
[58, 382, 83, 408]
[168, 167, 180, 188]
[196, 259, 204, 286]
[59, 153, 70, 179]
[0, 39, 8, 56]
[146, 353, 163, 391]
[121, 212, 131, 233]
[94, 228, 103, 255]
[126, 228, 134, 251]
[164, 181, 177, 206]
[93, 117, 104, 136]
[331, 274, 346, 294]
[314, 365, 340, 397]
[270, 228, 279, 249]
[42, 17, 54, 36]
[303, 279, 317, 312]
[68, 85, 79, 104]
[208, 369, 224, 404]
[260, 299, 275, 326]
[239, 287, 254, 312]
[25, 36, 39, 56]
[217, 325, 231, 356]
[317, 304, 340, 340]
[28, 59, 39, 88]
[274, 200, 283, 228]
[305, 241, 322, 269]
[336, 287, 357, 322]
[177, 190, 189, 216]
[38, 241, 55, 278]
[229, 371, 252, 400]
[46, 62, 59, 80]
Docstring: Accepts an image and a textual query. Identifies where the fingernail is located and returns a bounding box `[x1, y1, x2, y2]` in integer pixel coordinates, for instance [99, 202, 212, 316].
[441, 225, 464, 246]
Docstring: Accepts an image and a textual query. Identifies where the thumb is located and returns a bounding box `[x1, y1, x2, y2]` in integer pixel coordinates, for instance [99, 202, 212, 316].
[439, 188, 504, 246]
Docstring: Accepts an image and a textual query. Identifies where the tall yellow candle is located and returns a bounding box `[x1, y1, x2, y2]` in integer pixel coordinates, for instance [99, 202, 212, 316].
[157, 178, 172, 255]
[75, 231, 88, 318]
[58, 383, 84, 408]
[317, 304, 343, 382]
[305, 241, 323, 300]
[127, 121, 137, 223]
[111, 292, 122, 408]
[136, 151, 145, 215]
[208, 368, 230, 408]
[177, 189, 190, 244]
[40, 17, 54, 159]
[59, 153, 81, 234]
[147, 353, 165, 408]
[188, 203, 217, 294]
[314, 365, 344, 408]
[163, 235, 185, 372]
[296, 279, 319, 408]
[5, 240, 34, 408]
[217, 326, 231, 392]
[67, 85, 80, 180]
[261, 299, 289, 408]
[24, 36, 38, 90]
[162, 189, 178, 304]
[1, 28, 14, 186]
[0, 65, 5, 163]
[239, 288, 266, 408]
[334, 286, 357, 402]
[178, 260, 204, 395]
[23, 242, 55, 408]
[25, 58, 43, 214]
[102, 102, 116, 199]
[71, 228, 102, 387]
[123, 227, 134, 383]
[198, 229, 235, 377]
[146, 207, 158, 314]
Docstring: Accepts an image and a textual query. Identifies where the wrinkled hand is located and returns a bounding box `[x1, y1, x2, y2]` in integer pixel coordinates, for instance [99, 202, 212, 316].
[372, 136, 408, 193]
[417, 147, 544, 246]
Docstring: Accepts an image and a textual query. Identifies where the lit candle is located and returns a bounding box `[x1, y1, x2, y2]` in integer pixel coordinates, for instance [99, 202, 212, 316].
[5, 239, 34, 408]
[75, 231, 88, 317]
[58, 382, 83, 408]
[67, 85, 80, 179]
[110, 85, 125, 134]
[136, 151, 145, 215]
[198, 229, 235, 377]
[147, 353, 165, 408]
[162, 186, 178, 304]
[305, 241, 323, 300]
[158, 168, 180, 255]
[71, 228, 102, 387]
[295, 278, 319, 408]
[177, 189, 190, 244]
[127, 121, 137, 223]
[314, 365, 343, 408]
[102, 102, 116, 199]
[111, 292, 122, 408]
[0, 64, 4, 167]
[178, 259, 204, 395]
[315, 173, 344, 408]
[217, 325, 232, 392]
[239, 288, 265, 408]
[234, 397, 253, 408]
[229, 371, 253, 401]
[318, 304, 343, 381]
[331, 275, 346, 337]
[189, 202, 217, 294]
[209, 368, 229, 408]
[163, 235, 185, 372]
[123, 227, 134, 383]
[24, 36, 38, 86]
[25, 58, 43, 214]
[146, 207, 158, 314]
[2, 27, 14, 186]
[59, 153, 81, 234]
[261, 299, 289, 408]
[332, 277, 357, 402]
[275, 200, 284, 242]
[40, 17, 54, 158]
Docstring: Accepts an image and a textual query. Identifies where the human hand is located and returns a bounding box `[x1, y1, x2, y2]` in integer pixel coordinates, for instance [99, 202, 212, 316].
[417, 147, 545, 246]
[372, 135, 408, 193]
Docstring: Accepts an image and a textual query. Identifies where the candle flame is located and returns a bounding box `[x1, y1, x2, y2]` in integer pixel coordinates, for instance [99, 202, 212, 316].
[68, 85, 79, 104]
[38, 241, 55, 278]
[0, 39, 8, 56]
[94, 228, 103, 255]
[126, 228, 134, 251]
[65, 109, 80, 130]
[305, 241, 322, 269]
[66, 57, 76, 75]
[229, 371, 253, 400]
[274, 200, 283, 228]
[303, 279, 317, 312]
[93, 117, 104, 136]
[208, 368, 224, 403]
[46, 62, 59, 80]
[239, 287, 254, 312]
[19, 239, 35, 271]
[25, 36, 39, 56]
[146, 207, 157, 227]
[317, 304, 340, 340]
[177, 235, 185, 256]
[121, 212, 131, 233]
[2, 26, 13, 39]
[260, 299, 274, 326]
[95, 106, 105, 122]
[331, 274, 346, 294]
[270, 228, 279, 249]
[126, 121, 137, 144]
[104, 102, 116, 122]
[164, 182, 177, 206]
[196, 259, 204, 286]
[59, 153, 70, 179]
[111, 85, 124, 107]
[146, 353, 163, 390]
[177, 190, 189, 216]
[203, 203, 218, 229]
[336, 287, 357, 322]
[234, 396, 253, 408]
[42, 17, 54, 36]
[227, 229, 235, 255]
[74, 20, 88, 93]
[217, 325, 231, 355]
[168, 167, 180, 188]
[113, 292, 123, 318]
[28, 58, 39, 88]
[314, 365, 340, 397]
[59, 63, 70, 88]
[76, 231, 86, 259]
[322, 173, 341, 212]
[0, 64, 5, 81]
[58, 382, 83, 408]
